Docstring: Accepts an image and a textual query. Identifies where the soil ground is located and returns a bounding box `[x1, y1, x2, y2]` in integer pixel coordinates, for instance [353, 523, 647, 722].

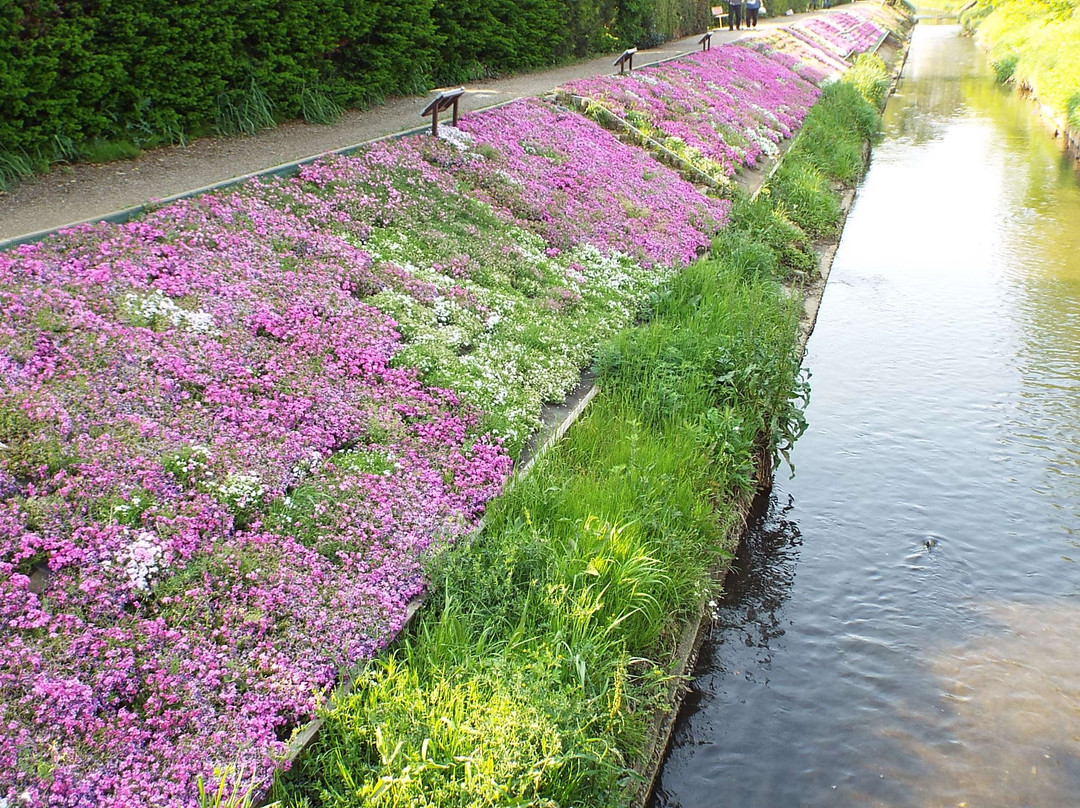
[0, 10, 828, 243]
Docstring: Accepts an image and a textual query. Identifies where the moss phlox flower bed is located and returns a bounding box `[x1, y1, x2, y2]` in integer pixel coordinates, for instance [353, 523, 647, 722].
[0, 93, 725, 808]
[561, 44, 821, 183]
[792, 12, 889, 59]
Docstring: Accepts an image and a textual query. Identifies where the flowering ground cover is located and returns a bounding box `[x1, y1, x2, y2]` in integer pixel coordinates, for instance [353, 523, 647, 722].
[791, 12, 888, 59]
[258, 105, 728, 451]
[0, 200, 513, 807]
[0, 94, 728, 806]
[555, 10, 897, 192]
[453, 98, 729, 267]
[743, 29, 850, 83]
[738, 5, 899, 90]
[559, 44, 821, 185]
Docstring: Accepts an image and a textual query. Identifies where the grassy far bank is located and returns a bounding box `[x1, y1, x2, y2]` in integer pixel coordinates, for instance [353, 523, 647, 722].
[269, 61, 890, 808]
[958, 0, 1080, 133]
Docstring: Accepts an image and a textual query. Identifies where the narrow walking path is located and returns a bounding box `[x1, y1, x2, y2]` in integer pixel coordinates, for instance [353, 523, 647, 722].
[0, 9, 829, 243]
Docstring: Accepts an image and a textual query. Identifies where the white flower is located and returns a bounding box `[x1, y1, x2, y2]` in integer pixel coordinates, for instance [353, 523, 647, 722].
[215, 473, 266, 510]
[437, 125, 473, 151]
[290, 449, 323, 479]
[117, 532, 165, 593]
[432, 296, 457, 325]
[123, 292, 218, 335]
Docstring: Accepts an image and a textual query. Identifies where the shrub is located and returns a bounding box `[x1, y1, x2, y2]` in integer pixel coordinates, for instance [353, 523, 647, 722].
[993, 53, 1020, 84]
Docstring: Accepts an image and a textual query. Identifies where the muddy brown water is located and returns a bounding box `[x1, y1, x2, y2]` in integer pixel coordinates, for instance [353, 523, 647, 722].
[651, 23, 1080, 808]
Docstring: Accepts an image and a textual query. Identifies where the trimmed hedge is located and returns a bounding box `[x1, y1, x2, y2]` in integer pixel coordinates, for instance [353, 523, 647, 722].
[0, 0, 709, 170]
[0, 0, 437, 162]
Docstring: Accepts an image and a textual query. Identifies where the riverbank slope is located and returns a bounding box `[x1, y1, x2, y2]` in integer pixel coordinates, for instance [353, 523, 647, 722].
[959, 0, 1080, 158]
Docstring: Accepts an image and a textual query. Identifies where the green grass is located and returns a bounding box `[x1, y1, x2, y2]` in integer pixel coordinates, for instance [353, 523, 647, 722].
[300, 84, 346, 126]
[844, 53, 893, 111]
[0, 150, 35, 192]
[993, 53, 1021, 84]
[770, 159, 843, 238]
[718, 191, 818, 278]
[78, 139, 142, 164]
[764, 77, 883, 239]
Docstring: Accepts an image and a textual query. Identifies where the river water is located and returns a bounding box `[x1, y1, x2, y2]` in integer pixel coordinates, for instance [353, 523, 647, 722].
[650, 23, 1080, 808]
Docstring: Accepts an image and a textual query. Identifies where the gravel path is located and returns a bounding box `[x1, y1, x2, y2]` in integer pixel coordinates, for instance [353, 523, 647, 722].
[0, 15, 821, 243]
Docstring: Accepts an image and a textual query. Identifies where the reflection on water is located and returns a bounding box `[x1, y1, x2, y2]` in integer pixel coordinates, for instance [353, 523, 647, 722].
[652, 23, 1080, 808]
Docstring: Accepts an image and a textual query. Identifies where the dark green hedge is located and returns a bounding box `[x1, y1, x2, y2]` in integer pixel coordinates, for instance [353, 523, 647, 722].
[0, 0, 708, 170]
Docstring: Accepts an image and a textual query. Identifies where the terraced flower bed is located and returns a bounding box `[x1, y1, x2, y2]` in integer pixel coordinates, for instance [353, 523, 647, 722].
[746, 29, 851, 81]
[556, 7, 897, 190]
[560, 44, 821, 185]
[793, 11, 889, 58]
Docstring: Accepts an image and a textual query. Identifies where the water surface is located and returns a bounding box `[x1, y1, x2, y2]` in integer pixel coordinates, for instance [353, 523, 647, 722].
[651, 23, 1080, 808]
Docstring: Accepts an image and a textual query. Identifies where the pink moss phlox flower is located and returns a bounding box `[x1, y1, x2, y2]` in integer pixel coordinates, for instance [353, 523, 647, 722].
[562, 43, 821, 178]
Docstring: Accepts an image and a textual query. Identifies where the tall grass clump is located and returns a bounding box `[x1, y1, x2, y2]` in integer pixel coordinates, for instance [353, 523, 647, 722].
[767, 71, 884, 236]
[77, 138, 143, 164]
[845, 53, 892, 110]
[0, 149, 35, 192]
[272, 252, 807, 808]
[791, 80, 880, 184]
[769, 159, 843, 238]
[717, 192, 818, 279]
[300, 84, 346, 126]
[214, 79, 278, 136]
[1068, 92, 1080, 133]
[993, 53, 1021, 85]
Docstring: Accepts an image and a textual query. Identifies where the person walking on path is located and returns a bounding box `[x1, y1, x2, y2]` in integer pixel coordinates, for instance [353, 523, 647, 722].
[745, 0, 761, 28]
[728, 0, 744, 30]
